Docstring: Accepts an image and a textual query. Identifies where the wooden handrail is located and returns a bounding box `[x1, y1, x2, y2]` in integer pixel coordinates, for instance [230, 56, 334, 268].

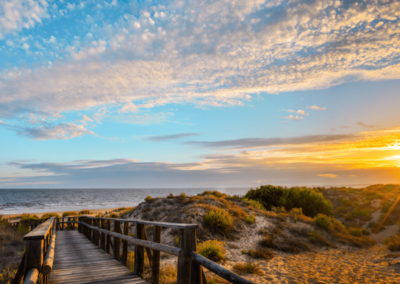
[83, 215, 198, 229]
[42, 234, 56, 274]
[77, 221, 183, 256]
[190, 252, 253, 284]
[24, 217, 54, 240]
[24, 268, 39, 284]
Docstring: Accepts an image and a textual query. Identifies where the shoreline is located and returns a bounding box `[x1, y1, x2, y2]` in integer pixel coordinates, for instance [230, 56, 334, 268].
[1, 207, 122, 219]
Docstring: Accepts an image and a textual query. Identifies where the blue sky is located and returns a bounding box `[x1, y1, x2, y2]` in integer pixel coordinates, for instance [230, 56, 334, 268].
[1, 0, 400, 188]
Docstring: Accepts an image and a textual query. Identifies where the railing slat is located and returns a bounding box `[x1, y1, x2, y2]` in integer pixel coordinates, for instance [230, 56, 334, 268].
[190, 252, 254, 284]
[152, 226, 161, 284]
[134, 223, 145, 277]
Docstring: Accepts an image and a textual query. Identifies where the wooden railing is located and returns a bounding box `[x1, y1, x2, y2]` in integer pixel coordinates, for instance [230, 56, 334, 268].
[9, 218, 48, 232]
[69, 216, 253, 284]
[12, 217, 56, 284]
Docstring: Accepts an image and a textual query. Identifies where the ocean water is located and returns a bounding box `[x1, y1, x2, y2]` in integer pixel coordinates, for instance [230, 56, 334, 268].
[0, 187, 250, 215]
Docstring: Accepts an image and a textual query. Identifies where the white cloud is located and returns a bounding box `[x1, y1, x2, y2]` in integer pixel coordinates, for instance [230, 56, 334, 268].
[283, 109, 308, 115]
[0, 0, 49, 39]
[22, 43, 29, 50]
[283, 115, 303, 121]
[308, 106, 327, 110]
[1, 0, 400, 139]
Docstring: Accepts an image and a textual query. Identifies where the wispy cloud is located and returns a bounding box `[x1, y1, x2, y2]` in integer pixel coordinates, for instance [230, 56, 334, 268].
[282, 109, 308, 116]
[187, 134, 354, 149]
[283, 115, 303, 121]
[318, 174, 338, 178]
[357, 122, 375, 129]
[308, 106, 326, 110]
[146, 133, 200, 142]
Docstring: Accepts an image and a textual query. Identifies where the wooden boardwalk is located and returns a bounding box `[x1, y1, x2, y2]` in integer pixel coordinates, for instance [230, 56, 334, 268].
[49, 230, 146, 284]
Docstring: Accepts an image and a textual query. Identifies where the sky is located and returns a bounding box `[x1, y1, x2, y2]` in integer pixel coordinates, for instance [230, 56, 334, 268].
[1, 0, 400, 188]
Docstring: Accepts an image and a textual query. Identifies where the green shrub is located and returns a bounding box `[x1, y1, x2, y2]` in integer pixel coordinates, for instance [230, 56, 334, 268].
[362, 229, 370, 235]
[245, 214, 256, 224]
[41, 213, 61, 219]
[179, 193, 186, 198]
[242, 198, 266, 210]
[341, 199, 352, 207]
[62, 211, 77, 217]
[384, 234, 400, 251]
[197, 240, 226, 262]
[244, 185, 285, 210]
[201, 191, 229, 198]
[233, 262, 264, 275]
[244, 185, 333, 217]
[313, 214, 333, 231]
[110, 213, 119, 218]
[204, 208, 233, 232]
[308, 232, 319, 243]
[281, 187, 333, 217]
[145, 196, 153, 202]
[20, 213, 39, 222]
[348, 227, 362, 237]
[78, 210, 91, 215]
[289, 208, 303, 222]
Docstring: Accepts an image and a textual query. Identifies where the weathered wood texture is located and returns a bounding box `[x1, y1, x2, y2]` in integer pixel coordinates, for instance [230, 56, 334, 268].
[43, 234, 56, 274]
[84, 216, 198, 229]
[24, 268, 39, 284]
[190, 252, 254, 284]
[49, 230, 146, 284]
[24, 217, 55, 240]
[78, 222, 183, 256]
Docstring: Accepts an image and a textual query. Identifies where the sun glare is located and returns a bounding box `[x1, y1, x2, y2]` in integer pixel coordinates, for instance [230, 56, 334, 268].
[388, 141, 400, 150]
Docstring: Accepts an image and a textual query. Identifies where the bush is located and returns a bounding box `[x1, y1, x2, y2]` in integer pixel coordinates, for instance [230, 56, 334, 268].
[348, 227, 363, 237]
[245, 185, 285, 210]
[282, 187, 333, 217]
[197, 240, 226, 261]
[244, 185, 333, 217]
[245, 214, 256, 224]
[145, 196, 152, 202]
[204, 208, 233, 232]
[249, 248, 274, 260]
[242, 198, 266, 210]
[78, 210, 91, 215]
[233, 262, 264, 275]
[110, 213, 119, 218]
[20, 214, 39, 222]
[41, 213, 61, 219]
[313, 214, 333, 231]
[201, 191, 229, 198]
[179, 193, 186, 198]
[62, 211, 77, 217]
[384, 235, 400, 251]
[289, 208, 303, 222]
[308, 232, 319, 243]
[159, 264, 178, 284]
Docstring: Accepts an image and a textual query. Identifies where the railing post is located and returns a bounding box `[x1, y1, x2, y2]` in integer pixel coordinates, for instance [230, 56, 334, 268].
[134, 223, 145, 277]
[122, 222, 129, 266]
[106, 220, 111, 254]
[178, 228, 197, 284]
[152, 226, 161, 284]
[62, 217, 64, 231]
[101, 219, 106, 250]
[67, 217, 71, 230]
[114, 221, 121, 260]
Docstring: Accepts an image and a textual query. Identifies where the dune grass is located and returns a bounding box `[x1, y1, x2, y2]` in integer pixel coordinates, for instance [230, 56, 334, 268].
[197, 240, 226, 262]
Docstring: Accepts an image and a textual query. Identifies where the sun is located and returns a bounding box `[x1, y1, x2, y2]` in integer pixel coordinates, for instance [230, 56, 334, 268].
[388, 141, 400, 150]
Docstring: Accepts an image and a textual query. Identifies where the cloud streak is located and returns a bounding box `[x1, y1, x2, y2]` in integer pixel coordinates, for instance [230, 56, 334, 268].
[146, 133, 200, 142]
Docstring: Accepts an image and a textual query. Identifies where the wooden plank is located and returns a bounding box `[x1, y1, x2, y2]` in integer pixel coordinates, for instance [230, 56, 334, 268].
[24, 217, 55, 240]
[49, 231, 146, 284]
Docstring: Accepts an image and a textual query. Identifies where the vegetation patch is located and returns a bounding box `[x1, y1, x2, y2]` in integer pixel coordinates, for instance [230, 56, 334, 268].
[145, 196, 153, 202]
[197, 240, 226, 262]
[249, 248, 274, 260]
[384, 234, 400, 251]
[62, 211, 77, 217]
[233, 262, 264, 275]
[245, 185, 333, 217]
[245, 214, 256, 224]
[20, 213, 39, 222]
[41, 213, 61, 219]
[203, 208, 233, 233]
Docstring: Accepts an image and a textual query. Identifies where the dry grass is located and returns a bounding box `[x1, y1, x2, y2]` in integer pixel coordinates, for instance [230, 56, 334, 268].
[197, 240, 226, 262]
[206, 275, 230, 284]
[249, 248, 275, 260]
[233, 262, 264, 275]
[159, 264, 178, 284]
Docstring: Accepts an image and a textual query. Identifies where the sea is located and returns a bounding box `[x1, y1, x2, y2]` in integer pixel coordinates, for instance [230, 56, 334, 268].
[0, 187, 250, 215]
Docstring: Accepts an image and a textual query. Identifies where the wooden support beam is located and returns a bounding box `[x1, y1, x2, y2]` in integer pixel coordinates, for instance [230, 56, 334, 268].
[152, 226, 161, 284]
[122, 222, 129, 266]
[114, 221, 121, 260]
[101, 219, 106, 250]
[106, 220, 111, 254]
[177, 228, 196, 284]
[134, 223, 145, 277]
